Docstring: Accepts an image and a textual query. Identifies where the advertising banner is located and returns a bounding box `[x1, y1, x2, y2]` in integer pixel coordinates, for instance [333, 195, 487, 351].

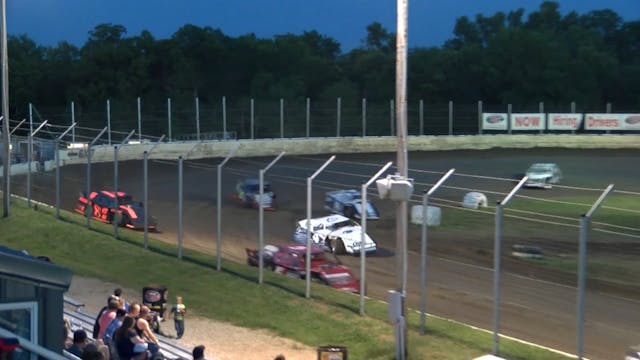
[510, 113, 546, 131]
[481, 113, 508, 130]
[585, 114, 640, 131]
[548, 113, 583, 130]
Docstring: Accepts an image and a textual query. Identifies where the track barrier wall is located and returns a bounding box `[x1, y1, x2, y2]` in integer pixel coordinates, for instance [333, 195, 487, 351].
[57, 134, 640, 165]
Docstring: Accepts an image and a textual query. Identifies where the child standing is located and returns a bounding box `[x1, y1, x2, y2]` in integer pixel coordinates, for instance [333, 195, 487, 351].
[170, 295, 186, 339]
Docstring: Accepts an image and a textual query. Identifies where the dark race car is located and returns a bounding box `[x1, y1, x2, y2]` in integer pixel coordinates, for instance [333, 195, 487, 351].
[232, 178, 276, 210]
[324, 189, 380, 220]
[245, 244, 360, 293]
[74, 190, 157, 230]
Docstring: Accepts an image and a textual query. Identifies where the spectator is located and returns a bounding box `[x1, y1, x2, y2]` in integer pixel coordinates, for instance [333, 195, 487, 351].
[169, 296, 186, 339]
[274, 355, 286, 360]
[67, 329, 88, 357]
[114, 288, 130, 311]
[81, 343, 105, 360]
[103, 308, 127, 345]
[115, 316, 149, 360]
[192, 345, 206, 360]
[128, 301, 141, 318]
[136, 306, 160, 356]
[94, 295, 119, 339]
[97, 297, 120, 340]
[63, 318, 72, 349]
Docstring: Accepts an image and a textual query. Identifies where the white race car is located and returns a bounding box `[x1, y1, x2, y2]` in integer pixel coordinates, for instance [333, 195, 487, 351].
[524, 163, 562, 189]
[292, 214, 377, 255]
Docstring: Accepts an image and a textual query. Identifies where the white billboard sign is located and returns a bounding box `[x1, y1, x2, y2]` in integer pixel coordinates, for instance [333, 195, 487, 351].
[548, 113, 583, 130]
[482, 113, 508, 130]
[585, 114, 640, 131]
[510, 113, 546, 131]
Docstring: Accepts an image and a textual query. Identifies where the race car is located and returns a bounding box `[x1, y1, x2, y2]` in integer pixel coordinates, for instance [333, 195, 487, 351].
[292, 214, 377, 255]
[245, 244, 360, 293]
[324, 189, 380, 220]
[74, 190, 157, 230]
[232, 178, 276, 210]
[523, 163, 562, 189]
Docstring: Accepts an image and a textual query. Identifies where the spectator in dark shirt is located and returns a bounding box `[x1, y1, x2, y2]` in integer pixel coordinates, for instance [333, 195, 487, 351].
[67, 329, 88, 357]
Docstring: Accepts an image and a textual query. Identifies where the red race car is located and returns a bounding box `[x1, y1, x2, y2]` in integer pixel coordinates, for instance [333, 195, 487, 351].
[246, 244, 360, 293]
[74, 190, 158, 231]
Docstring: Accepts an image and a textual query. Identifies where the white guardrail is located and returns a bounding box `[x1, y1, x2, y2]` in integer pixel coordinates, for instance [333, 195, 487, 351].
[47, 134, 640, 166]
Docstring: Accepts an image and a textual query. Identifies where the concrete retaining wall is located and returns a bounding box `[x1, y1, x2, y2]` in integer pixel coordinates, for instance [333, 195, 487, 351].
[59, 134, 640, 165]
[0, 161, 40, 176]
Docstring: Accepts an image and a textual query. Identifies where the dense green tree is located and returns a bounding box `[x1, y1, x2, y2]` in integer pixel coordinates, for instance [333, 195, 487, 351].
[4, 1, 639, 127]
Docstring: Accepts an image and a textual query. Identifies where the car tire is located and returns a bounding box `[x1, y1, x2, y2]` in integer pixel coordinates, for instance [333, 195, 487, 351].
[344, 206, 355, 219]
[120, 213, 130, 227]
[332, 238, 346, 255]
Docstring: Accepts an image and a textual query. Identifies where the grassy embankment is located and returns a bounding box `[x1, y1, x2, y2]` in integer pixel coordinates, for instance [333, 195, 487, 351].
[0, 198, 573, 360]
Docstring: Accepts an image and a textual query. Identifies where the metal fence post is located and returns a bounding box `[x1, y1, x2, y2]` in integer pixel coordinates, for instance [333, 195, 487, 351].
[507, 104, 512, 135]
[492, 176, 528, 355]
[280, 98, 284, 139]
[306, 97, 310, 138]
[143, 135, 165, 249]
[419, 169, 455, 333]
[448, 100, 453, 135]
[55, 123, 76, 219]
[216, 145, 238, 271]
[305, 155, 336, 298]
[250, 98, 255, 140]
[539, 101, 545, 134]
[196, 96, 200, 141]
[362, 98, 367, 137]
[478, 100, 483, 134]
[177, 156, 183, 259]
[571, 101, 577, 134]
[137, 97, 142, 141]
[222, 96, 227, 138]
[107, 99, 112, 145]
[605, 102, 612, 134]
[86, 127, 108, 228]
[113, 145, 119, 238]
[419, 100, 424, 136]
[359, 162, 393, 314]
[71, 101, 76, 143]
[576, 184, 614, 359]
[259, 151, 286, 284]
[336, 97, 341, 137]
[167, 98, 172, 142]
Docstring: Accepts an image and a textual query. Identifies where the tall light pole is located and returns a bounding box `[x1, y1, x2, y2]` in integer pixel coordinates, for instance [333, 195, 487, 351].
[394, 1, 409, 358]
[1, 0, 10, 217]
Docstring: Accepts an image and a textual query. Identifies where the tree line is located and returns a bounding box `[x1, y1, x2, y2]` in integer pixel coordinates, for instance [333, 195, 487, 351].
[6, 1, 640, 125]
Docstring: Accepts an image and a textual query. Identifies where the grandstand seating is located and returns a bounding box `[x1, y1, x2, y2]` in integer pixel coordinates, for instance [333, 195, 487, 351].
[64, 296, 192, 360]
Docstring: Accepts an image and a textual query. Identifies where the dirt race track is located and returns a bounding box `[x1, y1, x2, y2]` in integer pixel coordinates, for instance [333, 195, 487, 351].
[12, 147, 640, 360]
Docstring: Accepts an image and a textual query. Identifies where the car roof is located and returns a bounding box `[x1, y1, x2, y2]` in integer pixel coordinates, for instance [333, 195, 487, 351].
[98, 190, 130, 198]
[298, 214, 351, 227]
[242, 178, 270, 186]
[279, 244, 324, 254]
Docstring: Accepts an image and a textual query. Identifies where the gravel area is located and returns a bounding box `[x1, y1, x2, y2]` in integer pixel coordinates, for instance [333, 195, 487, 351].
[66, 276, 317, 360]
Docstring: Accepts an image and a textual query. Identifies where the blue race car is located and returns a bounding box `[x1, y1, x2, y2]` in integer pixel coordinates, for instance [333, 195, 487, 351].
[232, 178, 276, 210]
[324, 189, 380, 220]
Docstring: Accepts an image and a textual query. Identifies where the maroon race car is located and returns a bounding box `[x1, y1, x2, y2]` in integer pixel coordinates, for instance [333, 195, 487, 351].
[74, 190, 157, 230]
[246, 244, 360, 293]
